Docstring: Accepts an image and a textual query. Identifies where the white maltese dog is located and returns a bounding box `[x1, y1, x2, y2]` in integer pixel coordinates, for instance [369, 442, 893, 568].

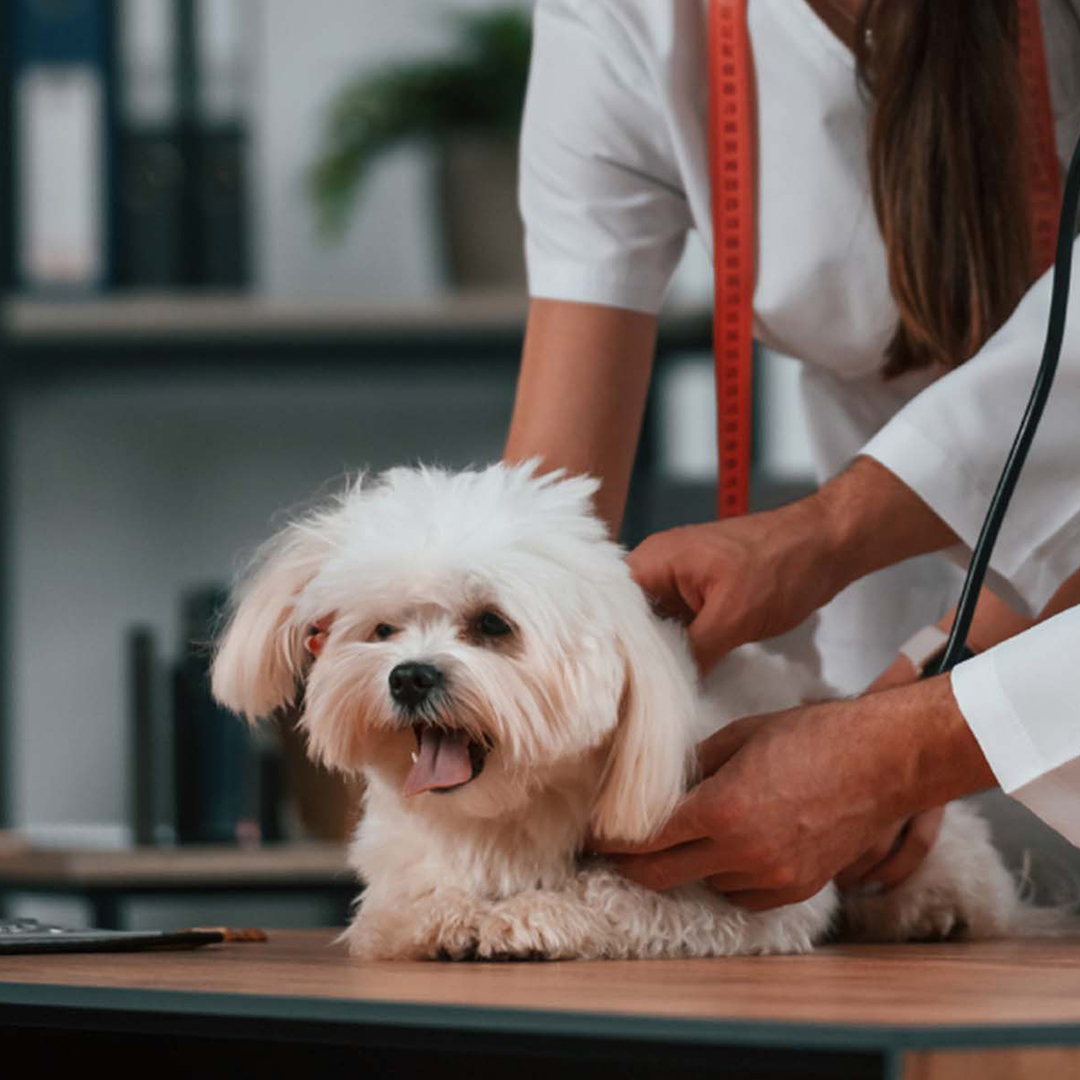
[212, 461, 1034, 960]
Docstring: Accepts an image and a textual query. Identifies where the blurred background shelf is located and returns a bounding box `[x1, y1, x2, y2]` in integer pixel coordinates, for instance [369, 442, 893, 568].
[0, 289, 713, 372]
[0, 838, 354, 929]
[0, 838, 349, 885]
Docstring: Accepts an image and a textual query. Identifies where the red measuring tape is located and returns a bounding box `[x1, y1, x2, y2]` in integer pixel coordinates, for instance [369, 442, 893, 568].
[1017, 0, 1064, 276]
[707, 0, 1062, 521]
[708, 0, 754, 520]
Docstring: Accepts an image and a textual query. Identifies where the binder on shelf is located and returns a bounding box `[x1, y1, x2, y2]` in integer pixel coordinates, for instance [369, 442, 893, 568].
[115, 0, 186, 287]
[172, 586, 277, 845]
[115, 0, 251, 289]
[191, 0, 250, 287]
[128, 624, 175, 846]
[11, 0, 117, 292]
[125, 587, 284, 849]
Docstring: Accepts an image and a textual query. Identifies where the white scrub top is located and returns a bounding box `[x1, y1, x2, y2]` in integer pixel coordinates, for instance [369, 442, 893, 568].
[520, 0, 1080, 841]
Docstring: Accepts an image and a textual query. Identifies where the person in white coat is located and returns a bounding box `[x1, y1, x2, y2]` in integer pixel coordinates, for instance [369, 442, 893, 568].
[504, 0, 1080, 908]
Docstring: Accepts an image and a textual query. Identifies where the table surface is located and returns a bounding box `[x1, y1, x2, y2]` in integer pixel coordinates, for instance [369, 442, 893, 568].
[3, 930, 1080, 1053]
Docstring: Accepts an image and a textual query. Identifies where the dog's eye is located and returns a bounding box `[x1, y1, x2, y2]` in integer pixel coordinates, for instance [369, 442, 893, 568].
[476, 611, 512, 637]
[373, 623, 398, 641]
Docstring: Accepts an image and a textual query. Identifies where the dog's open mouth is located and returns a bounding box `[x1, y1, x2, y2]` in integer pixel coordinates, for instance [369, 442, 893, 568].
[403, 723, 488, 797]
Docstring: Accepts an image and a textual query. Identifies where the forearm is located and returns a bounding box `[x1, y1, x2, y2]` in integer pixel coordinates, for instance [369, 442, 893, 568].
[504, 298, 657, 535]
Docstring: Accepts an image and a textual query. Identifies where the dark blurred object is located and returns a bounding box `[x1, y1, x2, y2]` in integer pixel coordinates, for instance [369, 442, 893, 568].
[309, 8, 529, 288]
[128, 625, 167, 846]
[172, 586, 268, 844]
[116, 130, 186, 286]
[115, 0, 249, 290]
[9, 0, 117, 291]
[195, 122, 248, 287]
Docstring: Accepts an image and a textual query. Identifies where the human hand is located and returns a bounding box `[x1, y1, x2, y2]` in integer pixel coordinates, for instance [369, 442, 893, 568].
[590, 677, 983, 911]
[627, 458, 959, 676]
[591, 700, 910, 910]
[627, 502, 840, 676]
[834, 807, 945, 895]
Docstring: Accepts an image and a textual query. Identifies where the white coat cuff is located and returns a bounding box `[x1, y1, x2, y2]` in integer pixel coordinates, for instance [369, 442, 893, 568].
[525, 255, 670, 315]
[951, 619, 1080, 847]
[950, 654, 1047, 794]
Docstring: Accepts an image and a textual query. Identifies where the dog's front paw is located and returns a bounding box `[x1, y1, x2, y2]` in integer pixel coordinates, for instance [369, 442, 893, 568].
[341, 891, 487, 961]
[475, 891, 605, 961]
[844, 883, 968, 943]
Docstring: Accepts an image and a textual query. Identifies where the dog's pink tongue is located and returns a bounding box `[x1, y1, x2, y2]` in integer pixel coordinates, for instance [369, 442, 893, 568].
[403, 728, 473, 796]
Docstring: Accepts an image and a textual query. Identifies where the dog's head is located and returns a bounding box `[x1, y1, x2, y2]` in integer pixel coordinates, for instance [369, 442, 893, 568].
[212, 462, 698, 841]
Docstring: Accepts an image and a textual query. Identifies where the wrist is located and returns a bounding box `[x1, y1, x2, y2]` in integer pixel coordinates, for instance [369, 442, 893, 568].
[857, 676, 996, 819]
[810, 457, 958, 591]
[757, 489, 854, 618]
[911, 674, 997, 806]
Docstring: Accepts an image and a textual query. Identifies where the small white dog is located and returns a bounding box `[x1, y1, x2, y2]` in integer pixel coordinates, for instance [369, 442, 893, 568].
[212, 461, 1033, 960]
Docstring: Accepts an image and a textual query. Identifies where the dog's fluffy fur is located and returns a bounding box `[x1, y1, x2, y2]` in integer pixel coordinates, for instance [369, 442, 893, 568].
[212, 462, 1033, 959]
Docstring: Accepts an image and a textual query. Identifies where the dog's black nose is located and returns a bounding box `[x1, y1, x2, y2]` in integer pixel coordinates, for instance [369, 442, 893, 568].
[389, 662, 443, 708]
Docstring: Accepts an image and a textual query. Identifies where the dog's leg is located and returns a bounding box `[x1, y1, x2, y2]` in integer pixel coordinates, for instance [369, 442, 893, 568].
[475, 885, 614, 960]
[475, 868, 837, 959]
[841, 801, 1024, 942]
[341, 887, 489, 960]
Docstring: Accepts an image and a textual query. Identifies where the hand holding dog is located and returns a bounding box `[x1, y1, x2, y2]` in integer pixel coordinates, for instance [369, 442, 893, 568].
[592, 680, 989, 911]
[626, 508, 839, 677]
[627, 457, 959, 677]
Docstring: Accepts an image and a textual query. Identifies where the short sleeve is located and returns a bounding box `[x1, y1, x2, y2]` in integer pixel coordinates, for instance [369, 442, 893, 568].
[519, 0, 693, 314]
[951, 606, 1080, 846]
[861, 241, 1080, 615]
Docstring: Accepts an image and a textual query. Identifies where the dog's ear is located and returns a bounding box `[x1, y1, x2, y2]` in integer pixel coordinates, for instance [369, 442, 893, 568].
[589, 609, 699, 844]
[211, 520, 337, 723]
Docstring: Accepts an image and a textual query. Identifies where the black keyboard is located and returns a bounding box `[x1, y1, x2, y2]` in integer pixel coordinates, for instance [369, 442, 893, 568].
[0, 917, 226, 954]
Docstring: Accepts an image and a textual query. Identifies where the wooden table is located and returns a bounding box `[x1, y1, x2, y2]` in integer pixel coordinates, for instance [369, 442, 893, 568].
[2, 930, 1079, 1078]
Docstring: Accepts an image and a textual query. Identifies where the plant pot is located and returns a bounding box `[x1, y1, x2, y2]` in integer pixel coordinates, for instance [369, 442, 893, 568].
[436, 135, 526, 290]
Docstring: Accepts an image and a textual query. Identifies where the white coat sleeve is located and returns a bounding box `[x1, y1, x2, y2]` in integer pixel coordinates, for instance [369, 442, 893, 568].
[519, 0, 692, 314]
[861, 239, 1080, 615]
[951, 606, 1080, 846]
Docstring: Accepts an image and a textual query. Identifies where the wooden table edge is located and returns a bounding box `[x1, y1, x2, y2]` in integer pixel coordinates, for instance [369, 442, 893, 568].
[2, 978, 1080, 1055]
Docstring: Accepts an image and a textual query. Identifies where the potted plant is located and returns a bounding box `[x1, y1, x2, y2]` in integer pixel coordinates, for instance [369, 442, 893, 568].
[309, 8, 532, 289]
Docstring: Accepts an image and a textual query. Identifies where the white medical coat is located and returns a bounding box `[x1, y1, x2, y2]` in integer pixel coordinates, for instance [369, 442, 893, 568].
[520, 0, 1080, 843]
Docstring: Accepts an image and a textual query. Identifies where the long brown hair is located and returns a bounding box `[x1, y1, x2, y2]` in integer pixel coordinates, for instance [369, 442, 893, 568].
[854, 1, 1033, 378]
